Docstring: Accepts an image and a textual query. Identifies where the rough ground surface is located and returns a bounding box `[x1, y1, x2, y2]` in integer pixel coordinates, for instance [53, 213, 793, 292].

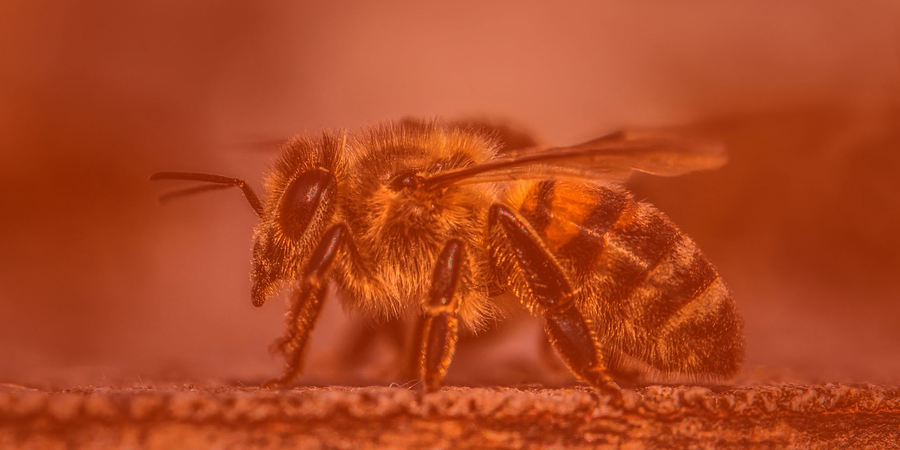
[1, 383, 898, 449]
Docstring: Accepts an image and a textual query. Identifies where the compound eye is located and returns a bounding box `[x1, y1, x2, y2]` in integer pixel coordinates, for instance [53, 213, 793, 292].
[278, 168, 336, 239]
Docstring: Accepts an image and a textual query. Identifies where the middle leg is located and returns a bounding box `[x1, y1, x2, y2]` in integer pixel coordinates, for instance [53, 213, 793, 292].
[418, 239, 466, 392]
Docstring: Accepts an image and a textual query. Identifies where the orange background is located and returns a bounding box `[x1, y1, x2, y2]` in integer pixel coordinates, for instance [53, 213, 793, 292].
[1, 1, 899, 387]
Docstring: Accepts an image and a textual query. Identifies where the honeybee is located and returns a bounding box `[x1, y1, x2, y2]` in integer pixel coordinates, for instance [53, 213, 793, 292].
[152, 119, 744, 393]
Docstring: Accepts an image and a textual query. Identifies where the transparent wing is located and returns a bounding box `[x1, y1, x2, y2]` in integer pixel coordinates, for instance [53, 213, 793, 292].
[422, 129, 726, 188]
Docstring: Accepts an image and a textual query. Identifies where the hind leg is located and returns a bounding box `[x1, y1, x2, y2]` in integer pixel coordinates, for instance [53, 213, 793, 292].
[488, 204, 619, 394]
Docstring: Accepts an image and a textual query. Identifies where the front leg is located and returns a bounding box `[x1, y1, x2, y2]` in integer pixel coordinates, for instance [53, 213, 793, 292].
[418, 239, 465, 392]
[488, 204, 619, 393]
[262, 223, 353, 388]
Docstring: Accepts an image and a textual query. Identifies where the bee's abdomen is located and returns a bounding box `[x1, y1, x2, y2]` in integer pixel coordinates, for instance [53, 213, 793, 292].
[517, 181, 743, 377]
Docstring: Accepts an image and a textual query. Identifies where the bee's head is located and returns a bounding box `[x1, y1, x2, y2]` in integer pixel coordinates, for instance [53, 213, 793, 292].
[250, 133, 344, 307]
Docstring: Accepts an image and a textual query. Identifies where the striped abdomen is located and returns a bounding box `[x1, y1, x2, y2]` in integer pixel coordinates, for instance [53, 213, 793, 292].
[513, 180, 744, 378]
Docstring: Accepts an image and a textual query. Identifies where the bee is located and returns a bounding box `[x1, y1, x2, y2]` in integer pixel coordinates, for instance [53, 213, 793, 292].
[151, 119, 744, 393]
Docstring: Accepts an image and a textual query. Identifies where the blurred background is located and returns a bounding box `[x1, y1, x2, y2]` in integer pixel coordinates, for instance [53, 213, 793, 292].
[1, 1, 898, 387]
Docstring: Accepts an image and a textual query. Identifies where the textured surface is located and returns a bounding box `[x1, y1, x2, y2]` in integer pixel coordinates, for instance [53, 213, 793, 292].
[2, 383, 899, 449]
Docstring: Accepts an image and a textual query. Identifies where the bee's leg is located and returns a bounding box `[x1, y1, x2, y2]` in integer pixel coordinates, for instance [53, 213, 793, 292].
[418, 239, 466, 392]
[536, 332, 640, 384]
[262, 223, 353, 389]
[487, 204, 620, 394]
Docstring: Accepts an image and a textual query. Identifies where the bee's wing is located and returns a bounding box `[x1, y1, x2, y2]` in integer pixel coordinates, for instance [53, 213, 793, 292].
[422, 130, 726, 187]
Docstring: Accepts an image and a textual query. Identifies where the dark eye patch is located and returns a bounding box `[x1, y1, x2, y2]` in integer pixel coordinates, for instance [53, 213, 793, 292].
[278, 168, 337, 239]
